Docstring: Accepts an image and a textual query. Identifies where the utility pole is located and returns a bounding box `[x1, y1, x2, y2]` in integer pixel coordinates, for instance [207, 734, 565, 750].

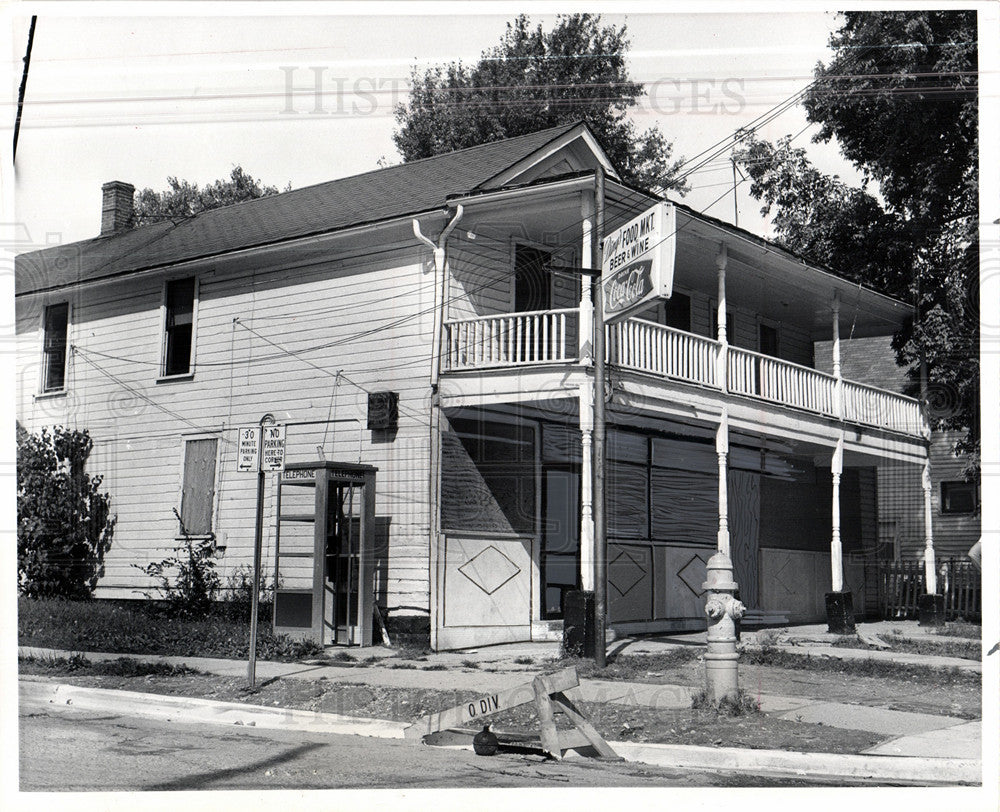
[592, 166, 607, 668]
[14, 16, 37, 160]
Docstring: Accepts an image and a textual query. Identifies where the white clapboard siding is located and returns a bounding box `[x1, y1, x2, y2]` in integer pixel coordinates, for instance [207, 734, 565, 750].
[15, 226, 437, 612]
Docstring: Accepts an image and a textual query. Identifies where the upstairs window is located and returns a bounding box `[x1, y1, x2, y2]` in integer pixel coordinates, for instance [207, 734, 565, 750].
[941, 481, 977, 515]
[513, 245, 552, 312]
[163, 277, 196, 377]
[663, 292, 691, 331]
[759, 322, 779, 357]
[41, 302, 69, 393]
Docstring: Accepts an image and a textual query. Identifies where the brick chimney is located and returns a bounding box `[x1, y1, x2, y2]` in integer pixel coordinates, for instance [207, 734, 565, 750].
[100, 180, 135, 235]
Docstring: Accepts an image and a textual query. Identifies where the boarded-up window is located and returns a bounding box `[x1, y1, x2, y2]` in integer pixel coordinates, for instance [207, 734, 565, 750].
[608, 459, 648, 538]
[441, 416, 535, 534]
[180, 438, 217, 536]
[42, 302, 69, 392]
[650, 468, 717, 544]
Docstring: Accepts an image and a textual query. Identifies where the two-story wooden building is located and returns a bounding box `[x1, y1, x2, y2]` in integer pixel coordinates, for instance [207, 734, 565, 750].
[16, 122, 932, 649]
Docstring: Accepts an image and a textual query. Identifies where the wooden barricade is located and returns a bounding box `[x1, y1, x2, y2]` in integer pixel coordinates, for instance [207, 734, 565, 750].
[404, 666, 618, 761]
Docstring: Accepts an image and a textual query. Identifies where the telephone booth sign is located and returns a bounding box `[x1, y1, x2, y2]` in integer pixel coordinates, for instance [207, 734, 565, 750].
[273, 461, 377, 646]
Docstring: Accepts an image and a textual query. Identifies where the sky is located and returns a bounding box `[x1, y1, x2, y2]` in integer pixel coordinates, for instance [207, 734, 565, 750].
[8, 5, 868, 247]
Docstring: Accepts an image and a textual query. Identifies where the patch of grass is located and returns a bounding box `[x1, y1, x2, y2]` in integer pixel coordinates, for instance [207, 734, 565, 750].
[834, 633, 981, 661]
[554, 647, 702, 682]
[460, 659, 481, 669]
[692, 687, 761, 716]
[740, 645, 978, 685]
[18, 597, 323, 662]
[20, 654, 201, 677]
[513, 656, 534, 665]
[388, 662, 418, 670]
[935, 621, 981, 640]
[328, 650, 357, 663]
[421, 664, 448, 671]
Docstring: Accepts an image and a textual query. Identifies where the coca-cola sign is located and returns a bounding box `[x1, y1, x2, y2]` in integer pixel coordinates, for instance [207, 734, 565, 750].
[604, 261, 653, 315]
[601, 202, 675, 323]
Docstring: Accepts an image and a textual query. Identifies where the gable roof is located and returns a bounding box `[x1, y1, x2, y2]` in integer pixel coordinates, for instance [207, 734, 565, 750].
[17, 121, 600, 296]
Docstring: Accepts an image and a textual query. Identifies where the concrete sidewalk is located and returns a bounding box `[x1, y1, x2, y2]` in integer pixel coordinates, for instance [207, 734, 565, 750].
[19, 676, 981, 785]
[19, 635, 982, 764]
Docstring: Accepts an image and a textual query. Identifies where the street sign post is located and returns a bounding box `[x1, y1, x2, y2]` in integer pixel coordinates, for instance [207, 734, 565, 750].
[600, 202, 676, 324]
[238, 415, 281, 689]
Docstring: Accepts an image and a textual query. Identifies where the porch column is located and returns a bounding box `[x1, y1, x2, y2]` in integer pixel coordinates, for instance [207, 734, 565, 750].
[922, 460, 938, 594]
[579, 380, 595, 591]
[832, 290, 843, 418]
[579, 192, 595, 364]
[716, 243, 728, 392]
[716, 410, 730, 557]
[830, 435, 844, 592]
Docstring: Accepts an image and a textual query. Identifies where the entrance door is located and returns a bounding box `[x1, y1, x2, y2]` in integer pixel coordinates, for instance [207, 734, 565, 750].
[324, 483, 364, 645]
[541, 467, 580, 618]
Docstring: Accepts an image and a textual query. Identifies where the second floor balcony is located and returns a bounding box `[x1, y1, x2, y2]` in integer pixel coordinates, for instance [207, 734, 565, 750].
[442, 310, 925, 439]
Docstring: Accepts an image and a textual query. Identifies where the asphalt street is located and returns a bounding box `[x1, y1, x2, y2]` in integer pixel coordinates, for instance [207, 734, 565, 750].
[18, 698, 861, 790]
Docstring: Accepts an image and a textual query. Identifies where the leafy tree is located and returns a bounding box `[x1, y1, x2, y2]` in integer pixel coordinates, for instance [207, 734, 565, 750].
[393, 13, 687, 193]
[134, 165, 290, 226]
[17, 423, 116, 598]
[734, 10, 978, 469]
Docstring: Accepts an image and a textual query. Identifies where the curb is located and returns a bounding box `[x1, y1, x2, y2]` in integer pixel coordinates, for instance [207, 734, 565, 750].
[609, 742, 981, 785]
[19, 679, 981, 784]
[19, 679, 407, 739]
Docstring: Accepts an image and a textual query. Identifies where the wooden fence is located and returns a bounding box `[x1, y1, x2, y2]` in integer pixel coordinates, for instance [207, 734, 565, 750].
[876, 558, 981, 621]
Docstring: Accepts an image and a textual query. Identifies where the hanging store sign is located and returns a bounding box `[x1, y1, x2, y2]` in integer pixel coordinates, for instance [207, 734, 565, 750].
[601, 202, 675, 323]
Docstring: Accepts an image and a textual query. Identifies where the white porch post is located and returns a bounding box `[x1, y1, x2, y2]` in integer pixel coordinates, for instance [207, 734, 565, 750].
[579, 380, 595, 591]
[922, 460, 938, 594]
[716, 409, 730, 557]
[832, 290, 843, 418]
[716, 243, 728, 392]
[579, 193, 595, 364]
[830, 435, 844, 592]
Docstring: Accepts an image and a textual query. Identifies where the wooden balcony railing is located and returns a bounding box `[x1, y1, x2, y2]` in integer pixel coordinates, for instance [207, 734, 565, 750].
[842, 379, 924, 436]
[608, 318, 718, 388]
[728, 346, 838, 417]
[444, 309, 577, 370]
[443, 309, 925, 438]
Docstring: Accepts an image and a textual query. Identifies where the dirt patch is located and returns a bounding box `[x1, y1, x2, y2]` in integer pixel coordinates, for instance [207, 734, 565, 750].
[19, 664, 883, 756]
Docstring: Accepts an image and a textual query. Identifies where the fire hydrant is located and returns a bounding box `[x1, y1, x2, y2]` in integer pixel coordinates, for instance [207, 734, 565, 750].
[703, 552, 745, 704]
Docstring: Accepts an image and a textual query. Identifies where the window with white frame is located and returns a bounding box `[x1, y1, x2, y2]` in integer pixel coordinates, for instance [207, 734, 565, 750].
[41, 302, 69, 393]
[179, 437, 218, 536]
[162, 277, 196, 377]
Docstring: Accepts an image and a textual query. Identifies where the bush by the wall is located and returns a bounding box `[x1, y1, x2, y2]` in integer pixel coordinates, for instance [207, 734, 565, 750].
[17, 423, 116, 598]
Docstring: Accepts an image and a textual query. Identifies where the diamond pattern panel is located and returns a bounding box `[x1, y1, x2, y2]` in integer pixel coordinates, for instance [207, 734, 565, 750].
[677, 553, 708, 597]
[609, 547, 646, 598]
[458, 545, 521, 596]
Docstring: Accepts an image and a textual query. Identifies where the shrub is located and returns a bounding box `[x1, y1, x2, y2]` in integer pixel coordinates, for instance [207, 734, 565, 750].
[134, 509, 220, 618]
[220, 564, 274, 621]
[17, 423, 116, 598]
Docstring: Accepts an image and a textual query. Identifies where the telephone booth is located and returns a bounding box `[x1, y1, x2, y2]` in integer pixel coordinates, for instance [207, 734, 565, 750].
[272, 461, 377, 646]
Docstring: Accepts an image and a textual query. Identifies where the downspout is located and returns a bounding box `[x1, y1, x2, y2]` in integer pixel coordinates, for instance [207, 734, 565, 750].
[412, 205, 463, 650]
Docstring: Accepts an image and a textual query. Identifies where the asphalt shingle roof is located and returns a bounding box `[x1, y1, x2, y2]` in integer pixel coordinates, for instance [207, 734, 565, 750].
[16, 122, 584, 295]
